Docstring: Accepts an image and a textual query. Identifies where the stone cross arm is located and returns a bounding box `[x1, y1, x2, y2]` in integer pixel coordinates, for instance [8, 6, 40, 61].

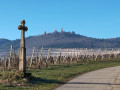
[18, 25, 28, 31]
[18, 20, 28, 31]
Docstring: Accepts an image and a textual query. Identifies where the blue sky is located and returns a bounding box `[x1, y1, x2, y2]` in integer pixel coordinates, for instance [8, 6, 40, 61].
[0, 0, 120, 40]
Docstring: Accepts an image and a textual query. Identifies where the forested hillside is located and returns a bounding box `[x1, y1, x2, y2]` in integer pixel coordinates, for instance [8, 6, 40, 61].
[1, 31, 120, 49]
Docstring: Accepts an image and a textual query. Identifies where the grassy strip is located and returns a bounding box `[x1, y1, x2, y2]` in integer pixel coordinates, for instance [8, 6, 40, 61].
[1, 59, 120, 90]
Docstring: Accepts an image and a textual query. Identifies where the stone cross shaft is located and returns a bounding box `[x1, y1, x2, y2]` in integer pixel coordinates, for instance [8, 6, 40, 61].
[18, 20, 28, 73]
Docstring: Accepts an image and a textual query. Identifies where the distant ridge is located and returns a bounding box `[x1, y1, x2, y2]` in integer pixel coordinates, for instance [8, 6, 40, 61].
[0, 31, 120, 49]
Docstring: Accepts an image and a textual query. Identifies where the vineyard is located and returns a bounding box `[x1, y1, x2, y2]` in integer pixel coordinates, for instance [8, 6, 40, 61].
[0, 45, 120, 71]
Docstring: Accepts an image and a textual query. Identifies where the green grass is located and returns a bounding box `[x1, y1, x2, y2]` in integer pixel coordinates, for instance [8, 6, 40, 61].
[1, 59, 120, 90]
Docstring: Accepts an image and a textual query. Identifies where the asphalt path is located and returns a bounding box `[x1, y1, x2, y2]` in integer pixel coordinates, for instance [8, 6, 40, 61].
[55, 66, 120, 90]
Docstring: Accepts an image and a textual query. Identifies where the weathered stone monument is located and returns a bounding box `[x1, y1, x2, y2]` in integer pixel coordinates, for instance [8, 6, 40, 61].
[18, 20, 28, 73]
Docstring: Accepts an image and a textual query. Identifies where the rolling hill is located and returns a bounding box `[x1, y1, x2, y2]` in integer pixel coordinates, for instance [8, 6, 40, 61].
[1, 31, 120, 50]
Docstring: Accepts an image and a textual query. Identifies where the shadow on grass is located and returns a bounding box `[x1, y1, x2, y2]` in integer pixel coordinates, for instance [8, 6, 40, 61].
[61, 64, 83, 68]
[29, 76, 65, 85]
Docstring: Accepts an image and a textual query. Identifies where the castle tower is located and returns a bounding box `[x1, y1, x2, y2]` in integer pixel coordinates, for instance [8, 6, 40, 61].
[54, 29, 57, 33]
[61, 28, 64, 33]
[44, 31, 46, 35]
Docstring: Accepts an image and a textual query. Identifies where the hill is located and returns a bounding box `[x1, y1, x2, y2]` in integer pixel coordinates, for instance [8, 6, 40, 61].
[1, 31, 120, 50]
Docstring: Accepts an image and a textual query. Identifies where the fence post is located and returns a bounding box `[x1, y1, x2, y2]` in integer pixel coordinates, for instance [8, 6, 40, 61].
[104, 48, 107, 60]
[74, 48, 76, 57]
[35, 48, 39, 66]
[8, 45, 12, 70]
[4, 56, 7, 70]
[58, 48, 61, 64]
[30, 47, 35, 68]
[66, 49, 68, 57]
[38, 47, 43, 67]
[115, 48, 120, 58]
[46, 48, 51, 67]
[97, 48, 101, 60]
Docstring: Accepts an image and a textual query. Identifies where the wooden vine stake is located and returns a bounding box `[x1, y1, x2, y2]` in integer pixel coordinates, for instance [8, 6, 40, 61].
[8, 45, 12, 70]
[30, 47, 35, 68]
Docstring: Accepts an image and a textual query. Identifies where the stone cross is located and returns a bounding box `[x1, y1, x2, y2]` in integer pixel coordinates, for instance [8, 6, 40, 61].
[18, 20, 28, 73]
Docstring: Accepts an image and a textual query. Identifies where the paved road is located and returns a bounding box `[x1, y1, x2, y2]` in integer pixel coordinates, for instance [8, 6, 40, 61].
[55, 66, 120, 90]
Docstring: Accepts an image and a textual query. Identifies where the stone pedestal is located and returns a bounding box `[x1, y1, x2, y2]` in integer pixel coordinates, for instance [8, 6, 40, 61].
[19, 47, 26, 73]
